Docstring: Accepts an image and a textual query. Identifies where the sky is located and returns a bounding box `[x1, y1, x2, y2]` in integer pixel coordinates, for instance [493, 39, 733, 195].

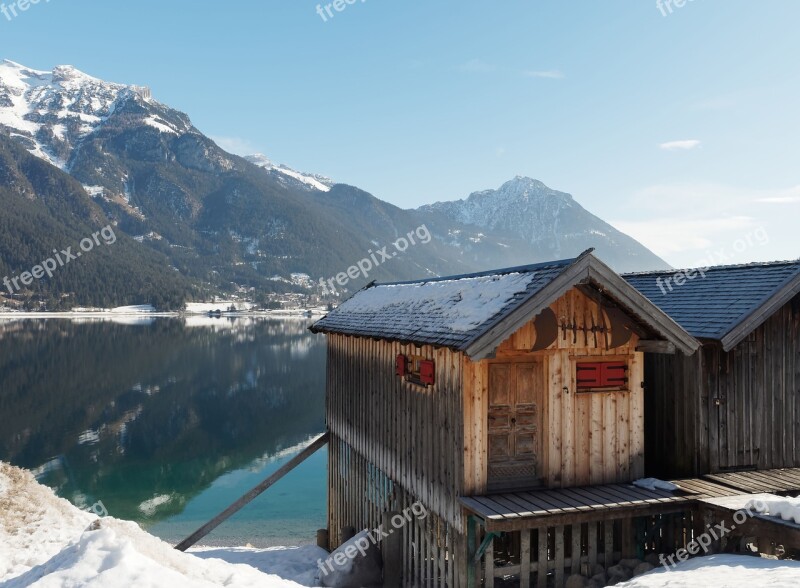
[1, 0, 798, 268]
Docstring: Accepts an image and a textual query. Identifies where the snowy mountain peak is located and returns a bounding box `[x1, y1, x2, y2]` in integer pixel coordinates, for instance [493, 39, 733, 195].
[491, 176, 573, 202]
[417, 177, 669, 272]
[244, 153, 334, 192]
[0, 59, 169, 168]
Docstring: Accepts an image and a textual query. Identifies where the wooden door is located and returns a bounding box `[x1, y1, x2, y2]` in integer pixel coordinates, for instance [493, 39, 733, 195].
[487, 362, 544, 491]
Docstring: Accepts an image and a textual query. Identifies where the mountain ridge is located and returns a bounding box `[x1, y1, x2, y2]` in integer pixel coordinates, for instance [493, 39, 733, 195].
[0, 59, 669, 308]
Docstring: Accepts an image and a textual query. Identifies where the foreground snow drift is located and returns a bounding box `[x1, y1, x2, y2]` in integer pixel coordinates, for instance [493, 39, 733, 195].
[0, 462, 323, 587]
[618, 554, 800, 588]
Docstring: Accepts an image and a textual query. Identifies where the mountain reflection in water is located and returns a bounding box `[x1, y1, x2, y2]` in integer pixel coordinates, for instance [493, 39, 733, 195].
[0, 316, 327, 546]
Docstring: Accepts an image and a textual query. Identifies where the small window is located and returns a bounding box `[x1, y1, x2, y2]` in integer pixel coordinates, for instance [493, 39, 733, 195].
[577, 361, 628, 392]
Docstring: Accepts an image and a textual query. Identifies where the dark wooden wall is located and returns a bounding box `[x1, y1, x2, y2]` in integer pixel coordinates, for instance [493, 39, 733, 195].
[645, 293, 800, 478]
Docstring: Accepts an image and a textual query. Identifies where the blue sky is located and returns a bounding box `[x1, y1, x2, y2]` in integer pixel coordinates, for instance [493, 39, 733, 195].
[2, 0, 798, 267]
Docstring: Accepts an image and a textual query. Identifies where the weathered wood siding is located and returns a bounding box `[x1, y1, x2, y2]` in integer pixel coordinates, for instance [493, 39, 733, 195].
[326, 334, 466, 536]
[463, 288, 646, 492]
[645, 293, 800, 478]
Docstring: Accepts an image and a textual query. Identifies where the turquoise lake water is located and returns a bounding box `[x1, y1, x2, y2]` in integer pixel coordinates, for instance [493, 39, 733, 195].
[0, 316, 327, 547]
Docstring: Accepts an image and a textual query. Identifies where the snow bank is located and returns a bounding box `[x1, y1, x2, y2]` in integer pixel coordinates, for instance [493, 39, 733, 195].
[748, 495, 800, 524]
[0, 462, 317, 587]
[617, 554, 800, 587]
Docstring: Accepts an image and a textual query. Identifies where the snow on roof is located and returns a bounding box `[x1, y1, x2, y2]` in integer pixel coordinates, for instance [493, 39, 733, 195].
[311, 259, 575, 349]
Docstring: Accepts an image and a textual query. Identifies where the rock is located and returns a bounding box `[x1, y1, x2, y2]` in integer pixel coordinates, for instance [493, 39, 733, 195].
[607, 564, 632, 584]
[619, 558, 643, 570]
[319, 530, 383, 588]
[589, 571, 607, 586]
[634, 562, 655, 576]
[566, 574, 589, 588]
[644, 553, 661, 567]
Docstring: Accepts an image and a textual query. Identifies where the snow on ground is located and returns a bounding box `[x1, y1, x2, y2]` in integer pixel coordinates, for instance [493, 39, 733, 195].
[618, 554, 800, 587]
[0, 462, 323, 587]
[191, 547, 326, 587]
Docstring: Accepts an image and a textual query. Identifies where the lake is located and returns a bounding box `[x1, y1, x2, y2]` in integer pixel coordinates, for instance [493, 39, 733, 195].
[0, 316, 327, 547]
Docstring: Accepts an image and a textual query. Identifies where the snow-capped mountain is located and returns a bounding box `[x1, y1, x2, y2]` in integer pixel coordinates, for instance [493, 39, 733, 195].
[244, 154, 334, 192]
[0, 59, 190, 169]
[417, 177, 669, 272]
[0, 59, 669, 308]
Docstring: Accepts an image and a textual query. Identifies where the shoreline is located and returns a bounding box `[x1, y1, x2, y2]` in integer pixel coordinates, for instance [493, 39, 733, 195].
[0, 310, 328, 319]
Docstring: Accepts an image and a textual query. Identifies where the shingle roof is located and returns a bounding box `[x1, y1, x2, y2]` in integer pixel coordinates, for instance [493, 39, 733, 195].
[311, 252, 701, 358]
[624, 260, 800, 346]
[310, 258, 576, 350]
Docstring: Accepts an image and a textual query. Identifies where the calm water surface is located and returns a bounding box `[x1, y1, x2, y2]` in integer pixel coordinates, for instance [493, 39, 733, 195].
[0, 316, 327, 547]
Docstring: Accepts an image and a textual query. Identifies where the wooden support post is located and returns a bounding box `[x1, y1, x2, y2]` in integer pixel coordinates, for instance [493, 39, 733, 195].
[317, 529, 329, 551]
[382, 512, 403, 587]
[521, 529, 531, 588]
[537, 527, 548, 588]
[467, 516, 478, 588]
[485, 536, 495, 588]
[342, 526, 356, 543]
[174, 432, 329, 551]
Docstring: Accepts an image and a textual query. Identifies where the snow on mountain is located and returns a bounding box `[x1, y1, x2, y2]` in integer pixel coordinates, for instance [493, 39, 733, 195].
[421, 176, 577, 235]
[0, 59, 185, 169]
[245, 154, 334, 192]
[418, 176, 671, 272]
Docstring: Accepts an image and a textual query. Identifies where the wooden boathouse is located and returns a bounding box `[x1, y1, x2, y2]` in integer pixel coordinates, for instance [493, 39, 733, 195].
[624, 260, 800, 478]
[310, 251, 710, 586]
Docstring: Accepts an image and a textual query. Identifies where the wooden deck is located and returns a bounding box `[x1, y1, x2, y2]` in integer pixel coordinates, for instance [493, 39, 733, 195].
[460, 482, 700, 531]
[704, 468, 800, 494]
[461, 469, 800, 532]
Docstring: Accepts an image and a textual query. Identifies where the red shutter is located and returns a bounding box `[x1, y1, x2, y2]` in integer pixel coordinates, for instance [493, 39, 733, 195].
[600, 362, 628, 387]
[577, 361, 628, 389]
[420, 360, 435, 385]
[396, 355, 408, 377]
[576, 363, 602, 389]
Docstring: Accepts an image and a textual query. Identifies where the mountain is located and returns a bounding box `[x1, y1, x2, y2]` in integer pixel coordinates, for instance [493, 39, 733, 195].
[0, 59, 667, 308]
[417, 177, 669, 273]
[0, 133, 194, 309]
[244, 154, 335, 193]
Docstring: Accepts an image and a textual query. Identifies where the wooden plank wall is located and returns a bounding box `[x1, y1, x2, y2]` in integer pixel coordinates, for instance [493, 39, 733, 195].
[643, 351, 706, 478]
[328, 435, 468, 587]
[464, 288, 646, 492]
[325, 334, 468, 546]
[646, 293, 800, 478]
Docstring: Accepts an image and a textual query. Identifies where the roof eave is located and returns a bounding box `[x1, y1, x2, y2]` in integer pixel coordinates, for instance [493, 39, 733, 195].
[585, 260, 700, 356]
[719, 273, 800, 351]
[462, 257, 591, 360]
[463, 254, 700, 360]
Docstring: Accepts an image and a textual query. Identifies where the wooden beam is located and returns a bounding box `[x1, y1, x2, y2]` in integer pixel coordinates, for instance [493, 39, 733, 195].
[636, 340, 676, 354]
[174, 432, 329, 551]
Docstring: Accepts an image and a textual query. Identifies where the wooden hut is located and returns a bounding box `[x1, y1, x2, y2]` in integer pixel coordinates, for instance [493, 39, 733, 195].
[310, 251, 701, 586]
[624, 260, 800, 479]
